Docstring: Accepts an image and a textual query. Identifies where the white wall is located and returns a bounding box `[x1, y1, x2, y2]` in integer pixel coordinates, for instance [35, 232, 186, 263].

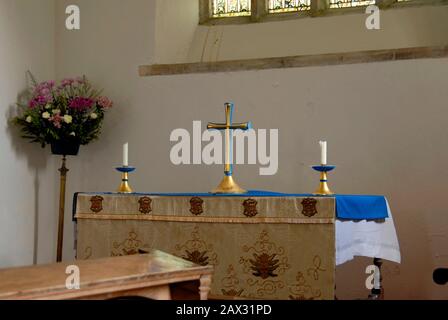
[0, 0, 58, 267]
[153, 0, 198, 64]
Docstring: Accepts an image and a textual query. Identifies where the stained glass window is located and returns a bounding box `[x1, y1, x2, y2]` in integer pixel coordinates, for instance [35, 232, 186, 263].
[329, 0, 376, 8]
[205, 0, 426, 22]
[212, 0, 251, 17]
[268, 0, 311, 13]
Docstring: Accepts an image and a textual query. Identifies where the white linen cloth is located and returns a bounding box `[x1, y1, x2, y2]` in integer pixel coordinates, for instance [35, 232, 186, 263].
[336, 200, 401, 266]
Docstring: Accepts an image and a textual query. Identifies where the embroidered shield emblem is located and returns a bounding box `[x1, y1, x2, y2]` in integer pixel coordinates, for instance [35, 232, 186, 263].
[301, 198, 318, 217]
[90, 196, 104, 213]
[243, 199, 258, 217]
[190, 197, 204, 216]
[138, 197, 152, 214]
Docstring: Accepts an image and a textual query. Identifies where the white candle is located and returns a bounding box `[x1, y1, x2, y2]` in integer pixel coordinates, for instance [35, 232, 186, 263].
[123, 143, 129, 167]
[319, 141, 327, 165]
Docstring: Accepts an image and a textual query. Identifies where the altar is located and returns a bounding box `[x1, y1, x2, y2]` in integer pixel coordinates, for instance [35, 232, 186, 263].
[73, 191, 400, 300]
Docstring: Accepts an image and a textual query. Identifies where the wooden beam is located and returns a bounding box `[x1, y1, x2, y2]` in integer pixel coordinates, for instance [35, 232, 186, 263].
[139, 45, 448, 76]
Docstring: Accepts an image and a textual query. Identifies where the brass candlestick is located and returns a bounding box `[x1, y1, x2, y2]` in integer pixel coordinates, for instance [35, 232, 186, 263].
[116, 166, 135, 193]
[312, 165, 336, 196]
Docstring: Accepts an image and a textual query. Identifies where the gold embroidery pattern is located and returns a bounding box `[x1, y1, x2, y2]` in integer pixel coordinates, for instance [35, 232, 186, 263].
[90, 196, 104, 213]
[175, 227, 218, 266]
[254, 281, 285, 297]
[221, 265, 244, 297]
[301, 198, 318, 217]
[112, 231, 149, 256]
[289, 271, 322, 300]
[239, 230, 289, 297]
[242, 199, 258, 217]
[307, 255, 326, 281]
[250, 253, 280, 279]
[138, 197, 152, 214]
[189, 197, 204, 216]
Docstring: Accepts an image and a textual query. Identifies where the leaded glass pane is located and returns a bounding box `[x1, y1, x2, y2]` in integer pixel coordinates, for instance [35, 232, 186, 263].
[212, 0, 251, 17]
[329, 0, 376, 8]
[269, 0, 311, 13]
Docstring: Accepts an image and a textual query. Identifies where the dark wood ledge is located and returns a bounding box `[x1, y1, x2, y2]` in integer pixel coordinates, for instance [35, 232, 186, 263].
[139, 45, 448, 77]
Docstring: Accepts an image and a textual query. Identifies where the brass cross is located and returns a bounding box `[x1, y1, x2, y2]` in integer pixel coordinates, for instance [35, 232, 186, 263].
[207, 102, 252, 193]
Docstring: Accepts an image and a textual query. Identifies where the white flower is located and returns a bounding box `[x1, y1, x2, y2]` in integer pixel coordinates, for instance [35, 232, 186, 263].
[63, 115, 73, 124]
[42, 112, 50, 119]
[90, 113, 98, 120]
[70, 132, 76, 136]
[45, 104, 52, 109]
[52, 109, 61, 115]
[26, 116, 32, 123]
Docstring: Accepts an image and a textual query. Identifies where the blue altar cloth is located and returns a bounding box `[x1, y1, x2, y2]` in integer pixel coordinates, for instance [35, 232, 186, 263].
[332, 195, 388, 220]
[73, 191, 389, 220]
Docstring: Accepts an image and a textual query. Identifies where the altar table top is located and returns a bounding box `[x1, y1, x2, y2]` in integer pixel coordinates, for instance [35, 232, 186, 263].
[73, 191, 389, 220]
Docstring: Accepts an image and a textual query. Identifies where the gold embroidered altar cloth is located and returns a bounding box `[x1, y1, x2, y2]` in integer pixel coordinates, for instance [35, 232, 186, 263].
[74, 193, 335, 300]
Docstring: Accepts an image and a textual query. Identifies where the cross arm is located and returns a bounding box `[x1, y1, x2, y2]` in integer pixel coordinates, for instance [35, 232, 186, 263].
[207, 123, 227, 130]
[207, 122, 252, 130]
[230, 122, 252, 131]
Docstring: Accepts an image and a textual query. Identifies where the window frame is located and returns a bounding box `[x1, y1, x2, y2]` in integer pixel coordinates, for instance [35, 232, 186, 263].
[199, 0, 448, 25]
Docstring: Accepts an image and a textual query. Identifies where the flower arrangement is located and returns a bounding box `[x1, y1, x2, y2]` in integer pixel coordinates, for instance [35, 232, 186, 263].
[14, 75, 113, 151]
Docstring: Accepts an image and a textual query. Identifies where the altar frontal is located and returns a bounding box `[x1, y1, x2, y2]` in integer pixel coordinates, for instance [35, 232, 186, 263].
[74, 192, 335, 300]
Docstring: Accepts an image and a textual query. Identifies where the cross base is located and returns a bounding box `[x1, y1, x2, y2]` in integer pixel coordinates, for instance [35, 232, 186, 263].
[212, 175, 247, 194]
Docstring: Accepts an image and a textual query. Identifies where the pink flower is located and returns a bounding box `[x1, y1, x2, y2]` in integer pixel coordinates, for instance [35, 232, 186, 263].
[97, 96, 113, 109]
[28, 95, 51, 108]
[49, 113, 63, 129]
[35, 81, 55, 95]
[41, 88, 50, 96]
[69, 97, 94, 110]
[29, 100, 37, 108]
[60, 78, 75, 87]
[30, 80, 56, 107]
